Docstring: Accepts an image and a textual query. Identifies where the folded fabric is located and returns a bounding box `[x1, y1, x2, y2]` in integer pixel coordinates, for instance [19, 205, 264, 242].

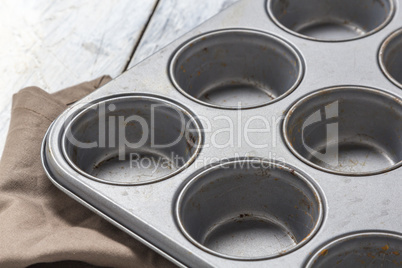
[0, 76, 175, 268]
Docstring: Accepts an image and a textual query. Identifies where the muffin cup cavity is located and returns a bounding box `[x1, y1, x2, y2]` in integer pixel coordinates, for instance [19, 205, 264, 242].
[170, 29, 303, 109]
[63, 95, 203, 185]
[175, 158, 323, 260]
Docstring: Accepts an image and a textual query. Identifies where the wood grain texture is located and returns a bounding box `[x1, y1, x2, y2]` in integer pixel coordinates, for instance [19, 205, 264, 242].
[128, 0, 239, 67]
[0, 0, 158, 156]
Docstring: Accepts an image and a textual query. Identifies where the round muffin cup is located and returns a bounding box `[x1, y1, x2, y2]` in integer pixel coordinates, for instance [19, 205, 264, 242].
[170, 29, 304, 109]
[268, 0, 395, 42]
[175, 158, 323, 260]
[380, 28, 402, 88]
[283, 86, 402, 176]
[62, 95, 203, 185]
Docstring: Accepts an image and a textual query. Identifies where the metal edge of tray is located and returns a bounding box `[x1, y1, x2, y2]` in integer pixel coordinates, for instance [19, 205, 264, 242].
[41, 123, 187, 268]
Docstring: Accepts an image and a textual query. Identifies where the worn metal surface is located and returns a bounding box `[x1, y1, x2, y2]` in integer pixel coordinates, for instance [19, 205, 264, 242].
[129, 0, 238, 67]
[43, 0, 402, 267]
[306, 232, 402, 267]
[0, 0, 158, 156]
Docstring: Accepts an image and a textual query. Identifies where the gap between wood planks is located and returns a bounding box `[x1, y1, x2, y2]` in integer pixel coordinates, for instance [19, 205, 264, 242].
[123, 0, 161, 72]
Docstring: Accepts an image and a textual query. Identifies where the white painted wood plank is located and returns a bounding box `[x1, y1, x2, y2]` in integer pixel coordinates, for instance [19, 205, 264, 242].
[0, 0, 157, 156]
[128, 0, 239, 67]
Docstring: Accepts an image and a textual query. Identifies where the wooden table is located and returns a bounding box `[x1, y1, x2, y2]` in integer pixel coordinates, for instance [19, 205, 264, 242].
[0, 0, 238, 156]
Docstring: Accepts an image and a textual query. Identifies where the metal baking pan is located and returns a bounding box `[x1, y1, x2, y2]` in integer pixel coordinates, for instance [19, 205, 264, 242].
[42, 0, 402, 266]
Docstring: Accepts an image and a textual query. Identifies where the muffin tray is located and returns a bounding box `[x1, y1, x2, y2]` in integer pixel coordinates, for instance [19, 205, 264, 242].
[42, 0, 402, 267]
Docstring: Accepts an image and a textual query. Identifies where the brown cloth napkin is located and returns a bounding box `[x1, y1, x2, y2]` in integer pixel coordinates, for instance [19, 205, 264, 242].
[0, 76, 175, 268]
